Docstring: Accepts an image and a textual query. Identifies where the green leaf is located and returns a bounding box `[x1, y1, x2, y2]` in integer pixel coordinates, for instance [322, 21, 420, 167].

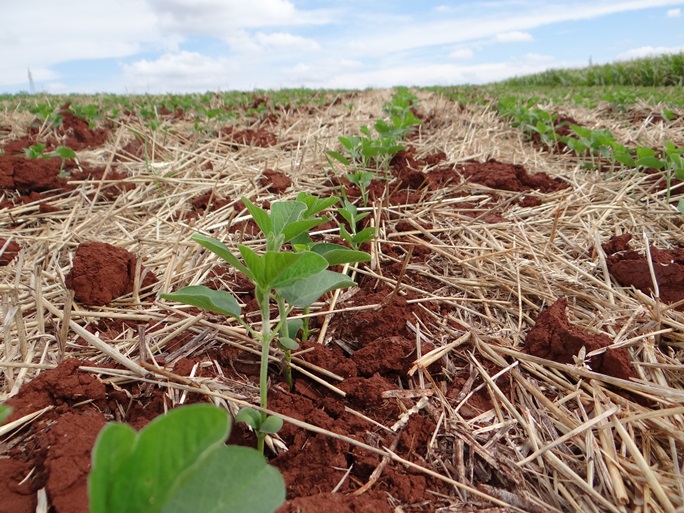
[277, 337, 299, 351]
[270, 201, 307, 238]
[270, 251, 327, 290]
[53, 146, 76, 159]
[161, 286, 241, 318]
[236, 407, 262, 430]
[191, 233, 250, 278]
[636, 156, 665, 170]
[352, 226, 375, 244]
[279, 318, 303, 339]
[0, 404, 12, 425]
[89, 404, 230, 513]
[88, 423, 137, 513]
[160, 445, 285, 513]
[295, 193, 339, 217]
[309, 243, 371, 265]
[281, 218, 326, 244]
[241, 197, 273, 238]
[258, 416, 283, 435]
[278, 270, 357, 308]
[326, 150, 350, 166]
[239, 247, 299, 290]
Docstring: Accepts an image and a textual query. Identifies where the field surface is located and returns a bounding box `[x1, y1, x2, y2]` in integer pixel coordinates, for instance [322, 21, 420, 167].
[1, 86, 684, 513]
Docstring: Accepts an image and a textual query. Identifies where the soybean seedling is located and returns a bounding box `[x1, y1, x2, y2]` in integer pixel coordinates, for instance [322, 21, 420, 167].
[338, 199, 374, 251]
[89, 404, 285, 513]
[162, 195, 369, 453]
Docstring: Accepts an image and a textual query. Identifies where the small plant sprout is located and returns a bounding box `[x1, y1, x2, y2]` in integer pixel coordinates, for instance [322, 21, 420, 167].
[338, 199, 375, 251]
[88, 404, 285, 513]
[162, 194, 370, 453]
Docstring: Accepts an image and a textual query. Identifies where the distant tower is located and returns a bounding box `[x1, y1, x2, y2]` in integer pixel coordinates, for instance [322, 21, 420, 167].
[28, 68, 35, 94]
[589, 56, 593, 67]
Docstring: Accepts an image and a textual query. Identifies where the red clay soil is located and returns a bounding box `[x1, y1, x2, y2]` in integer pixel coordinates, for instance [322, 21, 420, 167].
[603, 234, 684, 310]
[52, 104, 109, 151]
[260, 169, 292, 193]
[457, 159, 568, 193]
[222, 126, 278, 147]
[0, 275, 498, 512]
[175, 190, 232, 221]
[0, 238, 21, 266]
[525, 298, 635, 380]
[64, 242, 158, 306]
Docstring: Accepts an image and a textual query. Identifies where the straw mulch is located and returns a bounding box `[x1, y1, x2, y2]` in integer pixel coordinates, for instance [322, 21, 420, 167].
[2, 89, 684, 513]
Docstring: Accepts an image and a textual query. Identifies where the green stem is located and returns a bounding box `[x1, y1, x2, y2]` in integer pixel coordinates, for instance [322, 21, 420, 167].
[301, 306, 310, 343]
[257, 290, 272, 454]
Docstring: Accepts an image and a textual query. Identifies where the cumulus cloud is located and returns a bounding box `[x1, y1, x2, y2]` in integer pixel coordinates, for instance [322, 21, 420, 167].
[496, 31, 534, 42]
[618, 45, 684, 60]
[667, 8, 681, 16]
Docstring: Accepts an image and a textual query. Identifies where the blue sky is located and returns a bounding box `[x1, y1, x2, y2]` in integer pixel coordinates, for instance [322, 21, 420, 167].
[1, 0, 683, 94]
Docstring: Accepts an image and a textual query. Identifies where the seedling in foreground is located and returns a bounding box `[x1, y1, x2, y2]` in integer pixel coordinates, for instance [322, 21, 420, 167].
[162, 195, 370, 453]
[88, 404, 285, 513]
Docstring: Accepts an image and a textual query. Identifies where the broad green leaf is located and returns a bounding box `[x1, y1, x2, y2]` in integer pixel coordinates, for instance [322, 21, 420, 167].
[259, 416, 283, 435]
[352, 226, 375, 244]
[191, 233, 250, 278]
[277, 337, 299, 351]
[279, 318, 303, 339]
[295, 192, 338, 217]
[160, 445, 284, 513]
[239, 247, 302, 290]
[161, 286, 241, 318]
[89, 404, 230, 513]
[281, 218, 326, 243]
[310, 243, 371, 265]
[241, 197, 272, 237]
[278, 270, 356, 308]
[53, 146, 76, 159]
[636, 156, 665, 170]
[270, 251, 327, 290]
[270, 201, 307, 237]
[636, 146, 658, 159]
[678, 198, 684, 214]
[89, 423, 137, 513]
[236, 407, 262, 430]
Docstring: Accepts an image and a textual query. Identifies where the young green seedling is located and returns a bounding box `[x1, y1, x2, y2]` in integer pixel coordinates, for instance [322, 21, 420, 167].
[162, 195, 369, 453]
[88, 404, 285, 513]
[338, 199, 374, 251]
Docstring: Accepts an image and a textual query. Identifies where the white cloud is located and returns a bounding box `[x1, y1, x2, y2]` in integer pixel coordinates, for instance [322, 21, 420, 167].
[147, 0, 331, 33]
[618, 45, 684, 59]
[450, 47, 474, 60]
[254, 32, 321, 52]
[342, 0, 684, 58]
[496, 31, 533, 42]
[121, 51, 239, 92]
[318, 55, 575, 89]
[667, 7, 681, 16]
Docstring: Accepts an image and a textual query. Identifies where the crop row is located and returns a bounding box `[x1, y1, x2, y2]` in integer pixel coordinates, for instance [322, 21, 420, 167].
[493, 98, 684, 212]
